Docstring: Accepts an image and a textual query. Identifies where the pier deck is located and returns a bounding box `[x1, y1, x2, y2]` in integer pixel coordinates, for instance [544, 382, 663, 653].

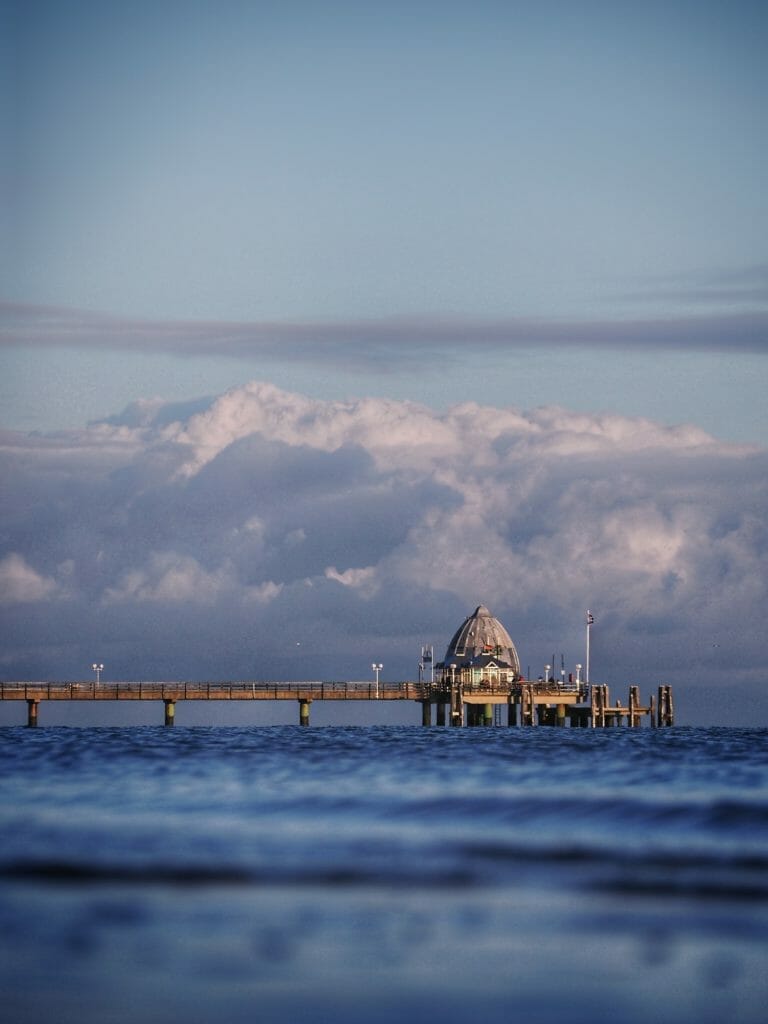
[0, 680, 673, 728]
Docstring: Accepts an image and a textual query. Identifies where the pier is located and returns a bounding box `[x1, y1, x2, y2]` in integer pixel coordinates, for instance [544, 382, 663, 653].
[0, 680, 674, 728]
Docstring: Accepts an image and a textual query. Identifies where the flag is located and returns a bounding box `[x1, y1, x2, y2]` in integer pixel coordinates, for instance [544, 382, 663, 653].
[587, 612, 594, 625]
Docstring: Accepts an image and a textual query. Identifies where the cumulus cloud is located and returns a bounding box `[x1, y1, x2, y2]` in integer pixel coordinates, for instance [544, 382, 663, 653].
[0, 380, 765, 710]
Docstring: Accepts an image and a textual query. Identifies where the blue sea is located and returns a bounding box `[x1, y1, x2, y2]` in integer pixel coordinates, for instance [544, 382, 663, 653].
[1, 725, 766, 1024]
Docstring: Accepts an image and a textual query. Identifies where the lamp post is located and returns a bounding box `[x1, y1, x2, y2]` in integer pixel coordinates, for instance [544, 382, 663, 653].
[560, 668, 565, 688]
[545, 664, 551, 684]
[575, 663, 582, 688]
[92, 662, 104, 684]
[372, 663, 383, 698]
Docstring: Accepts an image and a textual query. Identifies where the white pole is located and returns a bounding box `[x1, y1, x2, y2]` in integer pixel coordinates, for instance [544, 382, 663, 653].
[586, 611, 592, 684]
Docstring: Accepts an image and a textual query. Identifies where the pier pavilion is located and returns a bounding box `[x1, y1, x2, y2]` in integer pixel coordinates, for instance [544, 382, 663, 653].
[435, 604, 521, 688]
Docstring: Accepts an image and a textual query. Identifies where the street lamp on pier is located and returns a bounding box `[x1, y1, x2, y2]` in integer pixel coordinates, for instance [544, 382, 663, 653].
[92, 663, 104, 684]
[372, 663, 383, 698]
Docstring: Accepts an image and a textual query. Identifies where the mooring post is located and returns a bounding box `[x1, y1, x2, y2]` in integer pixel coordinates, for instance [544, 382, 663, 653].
[26, 699, 39, 728]
[299, 698, 311, 726]
[657, 685, 674, 727]
[629, 685, 640, 727]
[163, 699, 176, 727]
[600, 685, 609, 727]
[421, 700, 432, 727]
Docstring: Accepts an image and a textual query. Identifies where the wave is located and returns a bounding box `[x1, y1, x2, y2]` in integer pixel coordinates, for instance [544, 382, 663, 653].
[4, 841, 767, 902]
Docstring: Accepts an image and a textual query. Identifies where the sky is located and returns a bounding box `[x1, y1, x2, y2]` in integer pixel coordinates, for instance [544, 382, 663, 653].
[1, 0, 766, 725]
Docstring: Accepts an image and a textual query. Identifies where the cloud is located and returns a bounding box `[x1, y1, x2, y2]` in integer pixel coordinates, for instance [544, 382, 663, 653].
[619, 264, 768, 307]
[0, 554, 60, 605]
[2, 301, 767, 369]
[0, 380, 765, 711]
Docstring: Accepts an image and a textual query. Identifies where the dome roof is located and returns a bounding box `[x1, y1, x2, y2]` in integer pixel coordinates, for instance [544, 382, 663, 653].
[443, 605, 521, 675]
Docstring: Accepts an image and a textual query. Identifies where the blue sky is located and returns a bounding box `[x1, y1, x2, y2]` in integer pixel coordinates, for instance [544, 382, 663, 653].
[2, 0, 766, 437]
[1, 1, 767, 724]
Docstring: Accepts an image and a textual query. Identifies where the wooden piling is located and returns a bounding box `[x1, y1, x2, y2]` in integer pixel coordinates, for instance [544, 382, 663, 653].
[26, 699, 39, 728]
[508, 695, 518, 727]
[164, 699, 175, 727]
[299, 698, 311, 726]
[421, 700, 432, 727]
[657, 685, 674, 727]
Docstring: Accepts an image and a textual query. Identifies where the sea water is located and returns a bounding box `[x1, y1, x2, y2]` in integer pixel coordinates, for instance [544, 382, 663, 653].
[1, 725, 766, 1024]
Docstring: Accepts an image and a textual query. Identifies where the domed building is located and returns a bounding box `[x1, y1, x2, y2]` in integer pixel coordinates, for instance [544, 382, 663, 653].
[436, 605, 521, 686]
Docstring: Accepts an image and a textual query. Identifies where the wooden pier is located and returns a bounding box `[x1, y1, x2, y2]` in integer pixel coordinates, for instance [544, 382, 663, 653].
[0, 680, 674, 728]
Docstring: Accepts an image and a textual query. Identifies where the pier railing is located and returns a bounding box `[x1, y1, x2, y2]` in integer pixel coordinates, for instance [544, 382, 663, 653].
[0, 680, 582, 702]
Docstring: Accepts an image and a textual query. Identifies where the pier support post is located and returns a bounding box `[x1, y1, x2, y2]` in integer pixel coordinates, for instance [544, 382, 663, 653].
[164, 700, 176, 727]
[556, 703, 566, 727]
[483, 703, 493, 727]
[421, 700, 432, 727]
[521, 684, 534, 726]
[299, 699, 312, 727]
[450, 685, 463, 726]
[508, 695, 518, 727]
[436, 702, 447, 727]
[26, 699, 39, 728]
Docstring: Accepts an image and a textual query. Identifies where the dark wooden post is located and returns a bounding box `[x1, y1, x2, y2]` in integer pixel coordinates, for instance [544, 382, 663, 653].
[507, 695, 518, 727]
[421, 700, 432, 727]
[657, 685, 674, 727]
[27, 699, 39, 728]
[164, 699, 175, 726]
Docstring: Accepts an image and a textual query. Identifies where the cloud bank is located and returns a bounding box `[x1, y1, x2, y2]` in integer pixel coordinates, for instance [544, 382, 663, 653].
[2, 301, 767, 370]
[1, 381, 765, 721]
